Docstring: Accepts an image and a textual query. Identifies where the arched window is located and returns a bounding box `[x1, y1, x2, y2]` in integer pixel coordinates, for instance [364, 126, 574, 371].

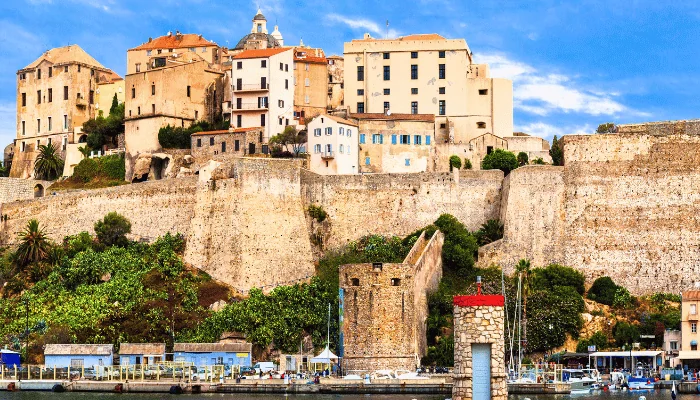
[34, 184, 44, 198]
[78, 134, 88, 143]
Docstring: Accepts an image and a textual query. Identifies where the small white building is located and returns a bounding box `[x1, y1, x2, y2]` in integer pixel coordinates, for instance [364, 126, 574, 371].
[307, 114, 358, 175]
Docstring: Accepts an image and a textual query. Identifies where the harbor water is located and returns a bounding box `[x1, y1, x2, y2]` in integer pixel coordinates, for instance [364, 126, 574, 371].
[0, 391, 691, 399]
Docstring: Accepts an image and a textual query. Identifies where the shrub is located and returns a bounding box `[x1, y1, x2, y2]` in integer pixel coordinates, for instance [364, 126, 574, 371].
[463, 159, 472, 170]
[613, 321, 640, 347]
[72, 158, 99, 182]
[587, 276, 618, 306]
[613, 287, 633, 308]
[526, 285, 584, 351]
[158, 125, 191, 149]
[99, 154, 125, 180]
[449, 155, 462, 171]
[530, 264, 586, 295]
[94, 212, 132, 247]
[481, 149, 518, 175]
[307, 205, 327, 222]
[532, 157, 545, 165]
[434, 214, 478, 275]
[517, 152, 529, 166]
[475, 219, 503, 246]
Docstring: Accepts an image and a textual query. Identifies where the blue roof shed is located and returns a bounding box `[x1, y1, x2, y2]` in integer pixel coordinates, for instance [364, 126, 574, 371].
[173, 343, 252, 367]
[44, 344, 114, 368]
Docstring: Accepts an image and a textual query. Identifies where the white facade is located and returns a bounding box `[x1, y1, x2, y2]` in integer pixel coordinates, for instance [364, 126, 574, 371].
[230, 48, 295, 141]
[307, 114, 358, 175]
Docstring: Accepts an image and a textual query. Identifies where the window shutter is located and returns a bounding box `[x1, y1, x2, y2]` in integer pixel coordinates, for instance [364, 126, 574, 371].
[391, 135, 397, 145]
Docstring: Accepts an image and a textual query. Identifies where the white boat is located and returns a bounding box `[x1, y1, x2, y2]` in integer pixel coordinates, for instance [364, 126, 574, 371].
[395, 369, 429, 380]
[562, 368, 600, 393]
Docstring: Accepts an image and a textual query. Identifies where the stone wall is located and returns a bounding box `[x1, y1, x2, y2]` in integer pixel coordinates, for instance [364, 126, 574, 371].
[340, 230, 444, 372]
[616, 119, 700, 136]
[482, 133, 700, 294]
[301, 169, 503, 248]
[0, 178, 54, 205]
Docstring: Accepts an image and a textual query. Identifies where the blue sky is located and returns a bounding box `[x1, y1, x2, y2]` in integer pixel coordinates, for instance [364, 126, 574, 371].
[2, 0, 700, 144]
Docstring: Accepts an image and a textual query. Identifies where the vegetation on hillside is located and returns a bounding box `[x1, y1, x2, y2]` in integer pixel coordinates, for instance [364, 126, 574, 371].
[481, 149, 519, 175]
[51, 154, 127, 190]
[158, 119, 229, 149]
[82, 96, 125, 150]
[34, 144, 64, 181]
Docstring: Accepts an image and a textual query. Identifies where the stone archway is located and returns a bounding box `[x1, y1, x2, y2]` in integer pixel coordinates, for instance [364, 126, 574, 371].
[78, 134, 88, 143]
[34, 184, 44, 198]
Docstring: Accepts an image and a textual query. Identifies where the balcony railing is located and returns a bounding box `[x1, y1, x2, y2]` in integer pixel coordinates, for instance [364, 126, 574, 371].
[233, 84, 269, 92]
[234, 103, 268, 111]
[321, 151, 334, 159]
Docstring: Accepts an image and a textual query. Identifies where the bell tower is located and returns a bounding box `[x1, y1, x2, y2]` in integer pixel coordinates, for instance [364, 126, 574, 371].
[251, 9, 268, 34]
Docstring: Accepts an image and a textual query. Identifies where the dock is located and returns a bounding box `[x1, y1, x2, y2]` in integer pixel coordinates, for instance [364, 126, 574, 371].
[507, 382, 571, 394]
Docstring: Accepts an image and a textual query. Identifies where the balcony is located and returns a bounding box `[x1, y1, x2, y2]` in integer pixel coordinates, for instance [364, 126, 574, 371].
[233, 83, 269, 93]
[321, 150, 334, 160]
[76, 97, 87, 108]
[233, 103, 269, 112]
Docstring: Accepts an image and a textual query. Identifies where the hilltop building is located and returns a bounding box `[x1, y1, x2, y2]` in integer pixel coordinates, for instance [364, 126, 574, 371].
[124, 32, 226, 180]
[307, 114, 358, 174]
[233, 9, 283, 53]
[11, 45, 121, 179]
[293, 46, 328, 124]
[340, 230, 444, 371]
[327, 55, 344, 111]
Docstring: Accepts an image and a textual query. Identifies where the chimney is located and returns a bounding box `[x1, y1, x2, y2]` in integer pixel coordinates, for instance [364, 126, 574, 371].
[167, 31, 172, 37]
[148, 37, 152, 42]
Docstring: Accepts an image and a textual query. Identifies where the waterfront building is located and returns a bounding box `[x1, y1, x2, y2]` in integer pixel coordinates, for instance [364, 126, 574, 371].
[118, 343, 166, 365]
[44, 344, 114, 368]
[173, 343, 252, 367]
[679, 290, 700, 368]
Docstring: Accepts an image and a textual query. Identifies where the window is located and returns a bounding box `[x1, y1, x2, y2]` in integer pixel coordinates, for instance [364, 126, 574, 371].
[19, 72, 26, 80]
[285, 64, 289, 71]
[48, 117, 52, 132]
[383, 52, 390, 59]
[357, 66, 364, 81]
[339, 144, 344, 154]
[261, 60, 266, 68]
[136, 63, 141, 73]
[280, 62, 284, 70]
[194, 110, 198, 120]
[325, 144, 332, 154]
[339, 127, 345, 136]
[131, 87, 135, 99]
[359, 134, 366, 144]
[62, 137, 67, 151]
[64, 86, 69, 100]
[209, 137, 214, 146]
[426, 135, 431, 145]
[237, 61, 242, 69]
[37, 90, 41, 104]
[391, 134, 397, 145]
[64, 66, 68, 73]
[260, 114, 265, 126]
[477, 122, 486, 129]
[405, 159, 410, 166]
[372, 134, 382, 144]
[305, 64, 309, 71]
[383, 65, 390, 80]
[414, 135, 421, 145]
[137, 106, 140, 115]
[151, 84, 155, 95]
[314, 144, 321, 153]
[89, 90, 94, 104]
[21, 121, 25, 136]
[479, 89, 488, 95]
[278, 117, 283, 125]
[439, 64, 446, 79]
[187, 86, 191, 97]
[285, 79, 288, 89]
[439, 87, 446, 94]
[411, 101, 418, 114]
[146, 50, 152, 56]
[325, 127, 332, 135]
[278, 100, 284, 108]
[400, 134, 410, 144]
[78, 65, 81, 72]
[365, 157, 370, 165]
[357, 102, 365, 113]
[439, 100, 446, 115]
[21, 93, 26, 107]
[357, 89, 364, 96]
[347, 129, 352, 137]
[671, 341, 678, 350]
[411, 51, 418, 59]
[487, 146, 494, 154]
[21, 142, 25, 152]
[384, 102, 390, 111]
[236, 115, 242, 127]
[693, 304, 698, 315]
[63, 115, 68, 130]
[152, 104, 156, 114]
[313, 128, 321, 137]
[37, 69, 41, 79]
[48, 68, 52, 78]
[195, 138, 201, 147]
[235, 140, 240, 151]
[383, 88, 390, 95]
[305, 95, 310, 104]
[439, 50, 445, 58]
[693, 323, 698, 333]
[411, 64, 418, 80]
[37, 119, 40, 133]
[48, 88, 52, 102]
[222, 142, 226, 153]
[304, 78, 310, 87]
[261, 77, 266, 89]
[411, 88, 418, 95]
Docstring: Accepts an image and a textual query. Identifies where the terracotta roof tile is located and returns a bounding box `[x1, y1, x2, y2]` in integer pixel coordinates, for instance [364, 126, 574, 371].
[323, 114, 358, 127]
[350, 113, 435, 122]
[130, 33, 218, 51]
[190, 127, 262, 136]
[22, 45, 106, 70]
[684, 291, 700, 301]
[233, 48, 291, 59]
[97, 69, 123, 84]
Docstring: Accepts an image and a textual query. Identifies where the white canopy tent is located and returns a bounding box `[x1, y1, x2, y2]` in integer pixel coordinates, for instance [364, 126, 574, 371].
[311, 346, 338, 372]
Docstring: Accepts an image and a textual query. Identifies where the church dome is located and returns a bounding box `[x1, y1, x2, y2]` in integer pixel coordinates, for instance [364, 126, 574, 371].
[271, 25, 284, 44]
[234, 33, 280, 50]
[253, 9, 266, 21]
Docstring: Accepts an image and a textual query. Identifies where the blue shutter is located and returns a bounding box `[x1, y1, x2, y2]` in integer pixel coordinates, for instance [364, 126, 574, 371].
[365, 157, 370, 165]
[360, 134, 365, 144]
[391, 135, 397, 145]
[426, 135, 431, 145]
[380, 135, 384, 144]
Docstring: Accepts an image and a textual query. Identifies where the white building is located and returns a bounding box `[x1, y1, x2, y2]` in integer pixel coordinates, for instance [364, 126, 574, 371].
[307, 114, 358, 175]
[230, 48, 294, 142]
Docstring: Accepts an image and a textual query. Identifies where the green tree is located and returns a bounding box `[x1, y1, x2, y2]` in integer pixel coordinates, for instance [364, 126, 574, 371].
[269, 126, 306, 157]
[613, 321, 640, 347]
[613, 287, 633, 308]
[34, 144, 64, 180]
[434, 214, 478, 275]
[530, 264, 586, 295]
[481, 149, 518, 175]
[449, 155, 462, 171]
[526, 285, 584, 351]
[596, 123, 616, 134]
[78, 146, 91, 160]
[463, 159, 472, 170]
[517, 152, 529, 166]
[475, 219, 504, 246]
[15, 220, 53, 268]
[550, 135, 564, 166]
[94, 212, 132, 247]
[587, 276, 618, 306]
[109, 94, 119, 115]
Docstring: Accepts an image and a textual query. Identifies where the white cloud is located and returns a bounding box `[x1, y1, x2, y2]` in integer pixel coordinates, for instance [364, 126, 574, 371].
[479, 53, 643, 117]
[517, 122, 593, 141]
[326, 14, 400, 38]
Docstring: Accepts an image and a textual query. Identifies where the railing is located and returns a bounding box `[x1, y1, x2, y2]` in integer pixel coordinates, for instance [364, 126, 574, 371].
[321, 151, 334, 159]
[234, 84, 269, 92]
[0, 363, 234, 382]
[235, 103, 268, 110]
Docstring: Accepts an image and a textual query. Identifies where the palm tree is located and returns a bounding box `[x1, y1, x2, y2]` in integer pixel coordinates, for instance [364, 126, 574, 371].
[15, 219, 53, 269]
[34, 144, 64, 180]
[477, 219, 504, 246]
[515, 259, 531, 356]
[78, 146, 91, 159]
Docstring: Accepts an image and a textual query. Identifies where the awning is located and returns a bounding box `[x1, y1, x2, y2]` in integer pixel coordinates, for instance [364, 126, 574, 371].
[311, 346, 338, 364]
[679, 351, 700, 360]
[691, 340, 698, 346]
[590, 351, 662, 357]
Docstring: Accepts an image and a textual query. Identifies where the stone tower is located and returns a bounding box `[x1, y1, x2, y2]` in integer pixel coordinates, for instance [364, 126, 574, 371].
[452, 280, 507, 400]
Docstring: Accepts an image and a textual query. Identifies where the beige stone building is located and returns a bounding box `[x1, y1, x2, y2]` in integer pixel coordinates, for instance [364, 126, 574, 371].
[229, 48, 294, 142]
[354, 113, 435, 173]
[96, 71, 125, 118]
[293, 47, 328, 124]
[340, 230, 444, 371]
[12, 45, 121, 179]
[124, 33, 226, 180]
[680, 290, 700, 367]
[343, 33, 513, 144]
[327, 56, 344, 111]
[190, 127, 266, 170]
[307, 114, 358, 175]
